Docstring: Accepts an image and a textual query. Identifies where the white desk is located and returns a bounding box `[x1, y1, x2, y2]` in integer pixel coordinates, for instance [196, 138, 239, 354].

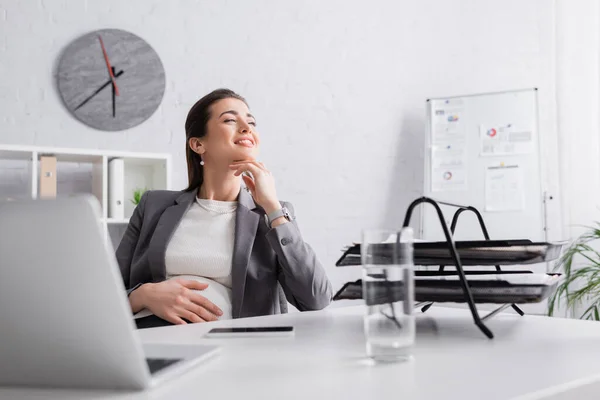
[2, 306, 600, 400]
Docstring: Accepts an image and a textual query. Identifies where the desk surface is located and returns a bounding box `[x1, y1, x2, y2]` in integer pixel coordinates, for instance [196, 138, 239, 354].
[3, 305, 600, 400]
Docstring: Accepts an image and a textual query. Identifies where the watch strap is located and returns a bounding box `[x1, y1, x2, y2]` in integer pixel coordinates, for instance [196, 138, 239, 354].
[267, 207, 291, 227]
[127, 282, 143, 297]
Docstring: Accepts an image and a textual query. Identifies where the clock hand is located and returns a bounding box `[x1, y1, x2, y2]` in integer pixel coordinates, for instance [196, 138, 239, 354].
[111, 66, 116, 118]
[74, 70, 124, 112]
[98, 35, 120, 96]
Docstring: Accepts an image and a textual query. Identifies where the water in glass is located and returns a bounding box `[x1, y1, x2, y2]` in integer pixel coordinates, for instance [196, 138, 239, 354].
[362, 228, 415, 362]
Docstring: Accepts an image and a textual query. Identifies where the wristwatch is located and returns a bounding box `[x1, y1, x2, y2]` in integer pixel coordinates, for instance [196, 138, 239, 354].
[265, 206, 292, 228]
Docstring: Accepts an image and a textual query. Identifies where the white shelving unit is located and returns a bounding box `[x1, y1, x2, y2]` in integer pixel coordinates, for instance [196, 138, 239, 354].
[0, 144, 172, 248]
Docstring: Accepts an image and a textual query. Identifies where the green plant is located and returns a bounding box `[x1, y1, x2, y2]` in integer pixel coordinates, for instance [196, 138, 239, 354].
[548, 223, 600, 321]
[131, 187, 148, 206]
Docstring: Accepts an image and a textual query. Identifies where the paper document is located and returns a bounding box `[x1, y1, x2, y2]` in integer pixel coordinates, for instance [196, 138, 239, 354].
[485, 165, 524, 212]
[431, 143, 467, 192]
[480, 124, 534, 156]
[432, 99, 466, 144]
[430, 98, 468, 192]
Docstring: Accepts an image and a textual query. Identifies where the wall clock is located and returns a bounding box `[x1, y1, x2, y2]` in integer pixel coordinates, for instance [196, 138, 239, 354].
[57, 29, 165, 131]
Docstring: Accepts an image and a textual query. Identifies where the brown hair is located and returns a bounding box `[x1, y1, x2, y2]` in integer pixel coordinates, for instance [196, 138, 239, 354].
[184, 88, 248, 192]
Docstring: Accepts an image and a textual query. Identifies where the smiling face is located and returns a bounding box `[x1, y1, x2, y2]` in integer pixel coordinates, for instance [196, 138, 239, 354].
[190, 98, 259, 165]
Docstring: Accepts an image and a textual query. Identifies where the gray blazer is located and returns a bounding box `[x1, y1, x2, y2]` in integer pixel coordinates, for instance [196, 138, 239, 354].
[116, 188, 333, 318]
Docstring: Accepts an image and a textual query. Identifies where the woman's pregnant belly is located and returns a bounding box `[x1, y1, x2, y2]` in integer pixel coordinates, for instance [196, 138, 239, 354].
[134, 275, 233, 321]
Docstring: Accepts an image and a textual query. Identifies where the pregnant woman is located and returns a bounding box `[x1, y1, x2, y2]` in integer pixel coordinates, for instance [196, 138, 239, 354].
[117, 88, 333, 328]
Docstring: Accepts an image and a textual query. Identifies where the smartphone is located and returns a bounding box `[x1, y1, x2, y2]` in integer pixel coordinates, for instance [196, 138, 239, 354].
[205, 326, 294, 338]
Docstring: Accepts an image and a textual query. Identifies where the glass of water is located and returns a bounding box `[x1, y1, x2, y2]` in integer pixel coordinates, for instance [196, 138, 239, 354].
[362, 227, 415, 362]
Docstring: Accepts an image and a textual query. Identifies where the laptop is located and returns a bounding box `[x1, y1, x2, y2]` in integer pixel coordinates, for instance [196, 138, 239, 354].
[0, 195, 220, 390]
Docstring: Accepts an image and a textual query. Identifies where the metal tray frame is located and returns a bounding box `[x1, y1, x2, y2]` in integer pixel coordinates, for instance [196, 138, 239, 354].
[360, 197, 560, 339]
[333, 274, 560, 304]
[336, 240, 563, 267]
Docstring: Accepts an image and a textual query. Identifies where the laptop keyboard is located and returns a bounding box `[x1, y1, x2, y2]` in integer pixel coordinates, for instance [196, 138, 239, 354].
[146, 358, 181, 374]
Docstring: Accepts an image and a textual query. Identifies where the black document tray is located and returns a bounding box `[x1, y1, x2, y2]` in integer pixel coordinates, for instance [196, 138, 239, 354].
[336, 240, 564, 267]
[333, 273, 562, 304]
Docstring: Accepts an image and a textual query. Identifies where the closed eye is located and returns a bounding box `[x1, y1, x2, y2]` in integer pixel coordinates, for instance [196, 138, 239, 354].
[223, 118, 256, 127]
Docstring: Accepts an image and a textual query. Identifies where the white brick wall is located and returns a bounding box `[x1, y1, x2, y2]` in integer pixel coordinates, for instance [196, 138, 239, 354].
[0, 0, 559, 296]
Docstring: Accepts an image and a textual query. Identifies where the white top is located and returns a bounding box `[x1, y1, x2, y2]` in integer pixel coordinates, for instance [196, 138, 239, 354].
[9, 306, 600, 399]
[137, 198, 237, 320]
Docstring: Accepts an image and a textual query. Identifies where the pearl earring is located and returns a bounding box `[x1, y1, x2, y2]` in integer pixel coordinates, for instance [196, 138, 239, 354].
[200, 158, 205, 166]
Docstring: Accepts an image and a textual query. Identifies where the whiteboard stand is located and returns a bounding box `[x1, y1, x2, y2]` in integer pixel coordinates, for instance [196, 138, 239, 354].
[421, 89, 555, 314]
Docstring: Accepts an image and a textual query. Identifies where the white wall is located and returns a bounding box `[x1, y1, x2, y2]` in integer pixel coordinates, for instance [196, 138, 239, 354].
[554, 0, 600, 318]
[0, 0, 579, 296]
[556, 0, 600, 239]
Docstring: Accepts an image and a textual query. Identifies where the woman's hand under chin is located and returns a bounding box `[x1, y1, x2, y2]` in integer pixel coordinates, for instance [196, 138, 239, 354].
[229, 160, 281, 214]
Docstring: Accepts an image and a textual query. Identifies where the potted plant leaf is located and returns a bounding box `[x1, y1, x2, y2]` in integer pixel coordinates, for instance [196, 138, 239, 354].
[548, 224, 600, 321]
[131, 187, 149, 206]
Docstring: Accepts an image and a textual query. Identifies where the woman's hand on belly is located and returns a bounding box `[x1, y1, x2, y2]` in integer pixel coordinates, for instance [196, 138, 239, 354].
[135, 279, 224, 325]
